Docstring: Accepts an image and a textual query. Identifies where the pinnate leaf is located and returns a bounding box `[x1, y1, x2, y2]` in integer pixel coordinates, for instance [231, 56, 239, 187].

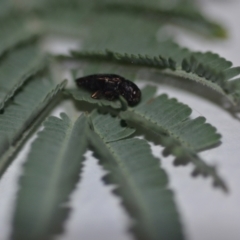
[88, 111, 184, 240]
[12, 113, 87, 240]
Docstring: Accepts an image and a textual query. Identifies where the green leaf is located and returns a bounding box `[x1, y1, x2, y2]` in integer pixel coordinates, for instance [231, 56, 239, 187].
[0, 14, 38, 58]
[120, 86, 227, 191]
[229, 78, 240, 100]
[68, 46, 240, 104]
[65, 89, 124, 109]
[0, 0, 12, 17]
[38, 4, 163, 61]
[0, 75, 67, 177]
[89, 110, 135, 142]
[0, 44, 46, 109]
[35, 3, 92, 37]
[12, 113, 87, 240]
[88, 111, 184, 240]
[133, 86, 221, 151]
[36, 0, 225, 44]
[224, 67, 240, 80]
[99, 2, 226, 38]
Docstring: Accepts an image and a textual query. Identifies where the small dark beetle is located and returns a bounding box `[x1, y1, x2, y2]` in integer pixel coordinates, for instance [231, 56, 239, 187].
[75, 74, 141, 106]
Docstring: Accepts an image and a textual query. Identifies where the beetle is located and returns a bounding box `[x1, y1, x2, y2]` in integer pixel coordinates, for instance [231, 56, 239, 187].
[75, 74, 141, 106]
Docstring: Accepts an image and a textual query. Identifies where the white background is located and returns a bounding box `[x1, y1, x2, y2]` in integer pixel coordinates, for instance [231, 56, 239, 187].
[0, 0, 240, 240]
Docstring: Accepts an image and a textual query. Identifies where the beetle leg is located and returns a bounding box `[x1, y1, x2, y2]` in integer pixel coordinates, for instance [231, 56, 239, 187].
[91, 90, 102, 99]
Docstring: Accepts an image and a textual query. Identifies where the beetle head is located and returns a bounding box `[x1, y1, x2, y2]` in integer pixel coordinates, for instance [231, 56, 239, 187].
[120, 81, 141, 106]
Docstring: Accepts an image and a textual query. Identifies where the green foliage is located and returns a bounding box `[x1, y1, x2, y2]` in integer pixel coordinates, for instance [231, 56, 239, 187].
[121, 86, 221, 152]
[100, 2, 226, 38]
[31, 0, 226, 42]
[121, 88, 227, 191]
[89, 110, 135, 142]
[0, 44, 45, 109]
[0, 75, 66, 177]
[39, 4, 162, 54]
[0, 15, 37, 57]
[12, 113, 87, 240]
[88, 111, 184, 240]
[0, 0, 12, 17]
[0, 1, 234, 240]
[67, 83, 226, 191]
[69, 46, 240, 104]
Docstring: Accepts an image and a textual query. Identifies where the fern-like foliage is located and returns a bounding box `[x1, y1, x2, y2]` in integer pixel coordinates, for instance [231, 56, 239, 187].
[12, 113, 87, 240]
[67, 80, 226, 191]
[30, 0, 226, 42]
[0, 75, 66, 177]
[0, 1, 233, 239]
[120, 86, 227, 191]
[122, 86, 221, 152]
[0, 15, 37, 57]
[99, 2, 226, 38]
[0, 44, 46, 109]
[88, 110, 184, 240]
[0, 0, 11, 17]
[38, 2, 161, 53]
[69, 46, 240, 104]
